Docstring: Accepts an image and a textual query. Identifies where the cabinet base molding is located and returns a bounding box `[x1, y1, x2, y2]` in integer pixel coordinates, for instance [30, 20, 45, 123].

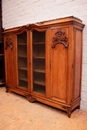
[30, 94, 80, 117]
[5, 85, 29, 96]
[5, 86, 81, 117]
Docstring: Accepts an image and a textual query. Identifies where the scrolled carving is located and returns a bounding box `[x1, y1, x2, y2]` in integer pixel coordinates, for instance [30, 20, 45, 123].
[26, 94, 36, 103]
[5, 37, 13, 50]
[52, 29, 69, 48]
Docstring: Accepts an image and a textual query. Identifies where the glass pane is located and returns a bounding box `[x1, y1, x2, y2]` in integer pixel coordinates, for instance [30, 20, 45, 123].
[17, 32, 28, 89]
[32, 30, 46, 94]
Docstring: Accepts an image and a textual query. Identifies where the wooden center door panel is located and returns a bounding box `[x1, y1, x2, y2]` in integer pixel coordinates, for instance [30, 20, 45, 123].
[50, 27, 69, 103]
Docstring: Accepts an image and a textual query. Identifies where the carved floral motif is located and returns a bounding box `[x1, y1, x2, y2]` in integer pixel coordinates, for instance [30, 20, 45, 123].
[52, 29, 69, 48]
[5, 37, 13, 49]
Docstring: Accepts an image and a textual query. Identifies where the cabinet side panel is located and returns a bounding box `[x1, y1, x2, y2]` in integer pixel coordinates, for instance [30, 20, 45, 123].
[74, 29, 82, 99]
[4, 35, 14, 86]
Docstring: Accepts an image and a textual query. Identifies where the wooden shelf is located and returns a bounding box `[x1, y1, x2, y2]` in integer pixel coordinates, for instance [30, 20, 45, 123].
[0, 54, 4, 56]
[34, 80, 45, 86]
[18, 55, 27, 58]
[19, 78, 28, 82]
[19, 67, 27, 71]
[33, 42, 45, 44]
[18, 43, 27, 45]
[33, 69, 45, 73]
[19, 85, 28, 89]
[33, 56, 45, 59]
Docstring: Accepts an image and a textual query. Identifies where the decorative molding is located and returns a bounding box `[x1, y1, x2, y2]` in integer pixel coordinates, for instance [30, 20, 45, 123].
[26, 94, 36, 103]
[51, 29, 69, 48]
[5, 37, 13, 49]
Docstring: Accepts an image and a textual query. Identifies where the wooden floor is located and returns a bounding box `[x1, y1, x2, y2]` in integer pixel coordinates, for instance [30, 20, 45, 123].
[0, 86, 87, 130]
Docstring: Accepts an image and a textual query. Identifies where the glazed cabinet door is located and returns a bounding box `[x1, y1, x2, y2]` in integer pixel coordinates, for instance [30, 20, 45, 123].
[50, 27, 69, 104]
[4, 34, 17, 88]
[32, 30, 46, 95]
[17, 31, 29, 90]
[30, 29, 49, 96]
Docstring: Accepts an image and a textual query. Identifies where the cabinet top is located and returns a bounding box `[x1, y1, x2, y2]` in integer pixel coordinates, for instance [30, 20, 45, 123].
[3, 16, 85, 33]
[35, 16, 83, 26]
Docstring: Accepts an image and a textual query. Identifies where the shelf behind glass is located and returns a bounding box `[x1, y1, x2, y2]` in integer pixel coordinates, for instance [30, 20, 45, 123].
[33, 83, 45, 94]
[33, 69, 45, 73]
[19, 80, 28, 89]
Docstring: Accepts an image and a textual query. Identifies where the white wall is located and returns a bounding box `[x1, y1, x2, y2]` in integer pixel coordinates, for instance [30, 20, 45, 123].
[2, 0, 87, 110]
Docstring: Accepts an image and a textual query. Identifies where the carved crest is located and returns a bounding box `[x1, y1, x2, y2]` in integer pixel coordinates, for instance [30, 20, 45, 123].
[5, 37, 13, 49]
[52, 29, 69, 48]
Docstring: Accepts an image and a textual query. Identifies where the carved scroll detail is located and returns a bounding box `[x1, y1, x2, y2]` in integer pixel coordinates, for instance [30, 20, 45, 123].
[26, 94, 36, 103]
[52, 29, 69, 48]
[5, 37, 13, 50]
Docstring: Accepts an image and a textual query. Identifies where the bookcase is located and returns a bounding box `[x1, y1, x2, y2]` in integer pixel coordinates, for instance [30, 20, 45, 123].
[4, 16, 85, 117]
